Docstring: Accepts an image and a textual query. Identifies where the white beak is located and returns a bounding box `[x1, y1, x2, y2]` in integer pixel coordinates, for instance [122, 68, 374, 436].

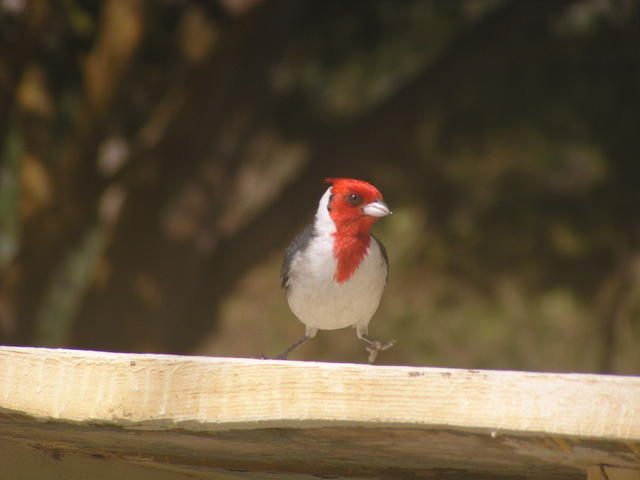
[362, 200, 392, 217]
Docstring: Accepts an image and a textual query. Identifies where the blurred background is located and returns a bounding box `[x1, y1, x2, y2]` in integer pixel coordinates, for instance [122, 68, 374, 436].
[0, 0, 638, 373]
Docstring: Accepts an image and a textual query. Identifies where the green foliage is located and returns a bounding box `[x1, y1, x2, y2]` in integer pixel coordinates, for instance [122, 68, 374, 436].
[0, 126, 21, 268]
[0, 0, 638, 373]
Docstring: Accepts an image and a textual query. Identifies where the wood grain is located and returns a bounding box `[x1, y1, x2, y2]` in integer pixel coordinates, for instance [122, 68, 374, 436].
[0, 346, 639, 479]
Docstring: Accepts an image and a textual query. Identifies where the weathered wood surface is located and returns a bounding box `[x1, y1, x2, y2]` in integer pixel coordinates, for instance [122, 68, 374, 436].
[0, 346, 638, 479]
[588, 465, 640, 480]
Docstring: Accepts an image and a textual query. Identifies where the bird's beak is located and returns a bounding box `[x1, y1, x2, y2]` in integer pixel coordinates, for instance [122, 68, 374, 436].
[362, 199, 392, 217]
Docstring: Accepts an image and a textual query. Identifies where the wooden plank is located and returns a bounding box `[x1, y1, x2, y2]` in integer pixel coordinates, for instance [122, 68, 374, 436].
[0, 346, 639, 479]
[588, 465, 640, 480]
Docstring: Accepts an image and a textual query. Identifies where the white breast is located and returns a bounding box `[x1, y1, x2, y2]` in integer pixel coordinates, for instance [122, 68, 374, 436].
[285, 232, 387, 333]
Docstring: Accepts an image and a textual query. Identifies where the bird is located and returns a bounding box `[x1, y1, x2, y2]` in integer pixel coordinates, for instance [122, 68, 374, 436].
[277, 177, 395, 362]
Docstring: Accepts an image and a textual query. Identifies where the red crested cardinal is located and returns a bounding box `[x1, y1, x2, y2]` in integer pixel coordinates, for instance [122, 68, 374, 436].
[277, 178, 395, 362]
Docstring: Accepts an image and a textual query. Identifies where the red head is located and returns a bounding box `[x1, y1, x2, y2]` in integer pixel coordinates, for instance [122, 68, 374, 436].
[324, 178, 391, 282]
[325, 178, 390, 231]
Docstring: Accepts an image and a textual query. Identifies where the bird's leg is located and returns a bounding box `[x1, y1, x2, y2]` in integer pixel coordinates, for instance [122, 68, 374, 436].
[357, 328, 396, 363]
[275, 335, 311, 360]
[274, 326, 318, 360]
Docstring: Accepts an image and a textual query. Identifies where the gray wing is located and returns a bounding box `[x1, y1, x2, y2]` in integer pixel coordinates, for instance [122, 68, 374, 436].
[281, 224, 315, 289]
[372, 234, 389, 283]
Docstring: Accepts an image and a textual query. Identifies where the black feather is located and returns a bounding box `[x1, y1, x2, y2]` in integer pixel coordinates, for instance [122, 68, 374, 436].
[372, 234, 389, 283]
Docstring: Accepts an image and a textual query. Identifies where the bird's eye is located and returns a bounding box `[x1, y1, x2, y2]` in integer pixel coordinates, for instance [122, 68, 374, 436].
[345, 193, 362, 206]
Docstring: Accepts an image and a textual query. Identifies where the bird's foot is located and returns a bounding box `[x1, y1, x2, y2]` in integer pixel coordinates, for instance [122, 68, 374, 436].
[363, 338, 396, 363]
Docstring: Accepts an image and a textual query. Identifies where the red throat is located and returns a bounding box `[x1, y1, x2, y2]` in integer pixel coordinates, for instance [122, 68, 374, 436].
[331, 216, 376, 283]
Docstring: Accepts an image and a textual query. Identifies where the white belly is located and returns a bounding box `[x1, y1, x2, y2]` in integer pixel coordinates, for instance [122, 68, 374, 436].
[286, 234, 387, 332]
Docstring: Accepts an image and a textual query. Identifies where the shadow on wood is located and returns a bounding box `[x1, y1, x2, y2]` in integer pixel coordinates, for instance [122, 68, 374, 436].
[0, 347, 638, 479]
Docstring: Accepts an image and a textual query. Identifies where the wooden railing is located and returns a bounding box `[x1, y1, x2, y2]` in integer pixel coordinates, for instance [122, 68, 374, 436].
[0, 346, 638, 479]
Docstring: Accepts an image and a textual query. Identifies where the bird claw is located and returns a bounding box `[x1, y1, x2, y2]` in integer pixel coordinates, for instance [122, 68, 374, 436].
[365, 339, 396, 363]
